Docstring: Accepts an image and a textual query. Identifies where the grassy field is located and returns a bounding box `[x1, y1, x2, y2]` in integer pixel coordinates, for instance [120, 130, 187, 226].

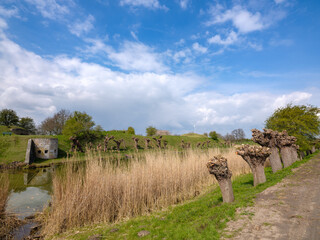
[47, 151, 318, 240]
[0, 126, 241, 165]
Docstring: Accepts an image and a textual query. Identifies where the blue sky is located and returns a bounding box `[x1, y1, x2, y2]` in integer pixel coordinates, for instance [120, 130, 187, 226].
[0, 0, 319, 136]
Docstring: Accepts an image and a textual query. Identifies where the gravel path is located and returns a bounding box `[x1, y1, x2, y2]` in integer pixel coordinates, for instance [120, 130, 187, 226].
[223, 153, 320, 240]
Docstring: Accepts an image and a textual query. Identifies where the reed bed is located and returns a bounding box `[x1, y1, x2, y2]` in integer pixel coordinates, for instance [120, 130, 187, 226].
[42, 148, 250, 235]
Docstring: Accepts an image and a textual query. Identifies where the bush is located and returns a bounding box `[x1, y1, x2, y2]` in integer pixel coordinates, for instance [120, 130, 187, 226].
[209, 131, 218, 141]
[146, 126, 157, 136]
[127, 126, 135, 135]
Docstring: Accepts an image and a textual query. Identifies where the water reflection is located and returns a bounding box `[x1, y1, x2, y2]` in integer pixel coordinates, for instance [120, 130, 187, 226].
[4, 167, 54, 219]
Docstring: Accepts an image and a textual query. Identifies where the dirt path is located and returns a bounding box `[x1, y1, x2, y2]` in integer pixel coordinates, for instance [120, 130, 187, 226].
[223, 153, 320, 240]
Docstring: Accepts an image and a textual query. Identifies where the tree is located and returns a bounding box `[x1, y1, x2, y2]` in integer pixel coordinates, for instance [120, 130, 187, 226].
[62, 111, 95, 141]
[39, 109, 70, 135]
[0, 109, 19, 127]
[127, 126, 135, 135]
[146, 126, 157, 136]
[19, 117, 36, 134]
[231, 128, 245, 141]
[265, 104, 320, 151]
[209, 131, 218, 141]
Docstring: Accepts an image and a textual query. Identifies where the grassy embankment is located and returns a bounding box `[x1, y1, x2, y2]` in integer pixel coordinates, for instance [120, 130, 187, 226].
[45, 150, 319, 240]
[0, 125, 244, 165]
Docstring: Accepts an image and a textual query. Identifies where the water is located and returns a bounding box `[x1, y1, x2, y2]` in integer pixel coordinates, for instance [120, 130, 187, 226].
[2, 167, 54, 239]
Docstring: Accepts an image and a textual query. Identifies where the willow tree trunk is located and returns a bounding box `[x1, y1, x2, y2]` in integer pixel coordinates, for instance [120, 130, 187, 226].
[290, 147, 298, 162]
[280, 146, 292, 168]
[252, 164, 266, 186]
[269, 147, 282, 173]
[299, 151, 305, 160]
[218, 178, 234, 203]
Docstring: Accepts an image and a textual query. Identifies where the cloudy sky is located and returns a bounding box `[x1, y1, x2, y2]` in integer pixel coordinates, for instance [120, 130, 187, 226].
[0, 0, 319, 136]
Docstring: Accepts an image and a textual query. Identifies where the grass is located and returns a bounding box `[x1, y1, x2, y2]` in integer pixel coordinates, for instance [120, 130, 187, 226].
[0, 126, 243, 165]
[41, 147, 250, 237]
[0, 134, 70, 164]
[47, 151, 318, 240]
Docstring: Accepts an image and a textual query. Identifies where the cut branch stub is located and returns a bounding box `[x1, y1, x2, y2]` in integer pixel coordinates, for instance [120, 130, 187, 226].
[251, 129, 282, 173]
[236, 145, 271, 186]
[206, 155, 234, 203]
[152, 137, 162, 149]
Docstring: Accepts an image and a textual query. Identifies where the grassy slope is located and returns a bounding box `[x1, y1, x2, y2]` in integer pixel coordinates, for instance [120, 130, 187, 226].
[0, 128, 224, 164]
[51, 152, 319, 240]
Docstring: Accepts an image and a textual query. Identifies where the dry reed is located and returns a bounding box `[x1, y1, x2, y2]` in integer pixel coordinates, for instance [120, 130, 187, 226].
[42, 148, 250, 235]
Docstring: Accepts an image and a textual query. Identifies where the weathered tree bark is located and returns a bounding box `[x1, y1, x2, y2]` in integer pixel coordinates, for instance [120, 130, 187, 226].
[299, 150, 305, 160]
[153, 137, 162, 149]
[113, 139, 123, 151]
[132, 137, 139, 151]
[104, 135, 114, 152]
[196, 142, 201, 148]
[236, 145, 271, 186]
[145, 138, 151, 149]
[163, 140, 168, 149]
[206, 141, 210, 148]
[280, 146, 292, 167]
[207, 155, 234, 203]
[251, 129, 282, 173]
[311, 145, 316, 153]
[277, 131, 298, 167]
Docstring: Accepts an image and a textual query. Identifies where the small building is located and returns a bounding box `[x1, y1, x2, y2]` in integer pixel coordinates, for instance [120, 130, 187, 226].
[156, 130, 171, 136]
[25, 138, 58, 164]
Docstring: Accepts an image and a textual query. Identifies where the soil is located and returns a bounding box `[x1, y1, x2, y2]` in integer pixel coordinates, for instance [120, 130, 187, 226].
[223, 153, 320, 240]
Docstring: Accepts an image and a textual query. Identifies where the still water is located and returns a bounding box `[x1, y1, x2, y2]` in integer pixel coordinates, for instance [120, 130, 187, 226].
[5, 167, 54, 219]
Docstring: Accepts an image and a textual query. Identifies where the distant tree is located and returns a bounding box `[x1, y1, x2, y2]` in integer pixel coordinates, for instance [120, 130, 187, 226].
[62, 111, 95, 140]
[209, 131, 219, 141]
[39, 109, 70, 135]
[19, 117, 36, 134]
[94, 125, 104, 132]
[265, 104, 320, 151]
[146, 126, 157, 136]
[223, 133, 235, 142]
[0, 108, 19, 127]
[203, 132, 208, 137]
[231, 128, 246, 141]
[127, 126, 135, 135]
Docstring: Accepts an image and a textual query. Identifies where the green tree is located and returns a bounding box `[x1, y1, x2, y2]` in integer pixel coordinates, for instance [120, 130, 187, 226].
[209, 131, 219, 141]
[127, 126, 135, 135]
[146, 126, 157, 136]
[19, 117, 36, 134]
[265, 104, 320, 150]
[62, 111, 95, 141]
[0, 109, 19, 127]
[39, 109, 71, 135]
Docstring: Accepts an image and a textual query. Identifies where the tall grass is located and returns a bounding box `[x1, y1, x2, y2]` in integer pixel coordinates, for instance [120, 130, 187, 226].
[42, 148, 250, 235]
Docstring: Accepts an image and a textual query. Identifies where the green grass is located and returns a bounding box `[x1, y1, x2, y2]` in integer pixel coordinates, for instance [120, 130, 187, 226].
[0, 134, 70, 164]
[50, 151, 318, 240]
[0, 127, 227, 165]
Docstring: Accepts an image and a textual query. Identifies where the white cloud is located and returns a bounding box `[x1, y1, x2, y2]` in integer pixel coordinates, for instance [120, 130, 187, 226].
[208, 31, 238, 45]
[25, 0, 70, 20]
[179, 0, 189, 10]
[192, 42, 207, 53]
[130, 31, 139, 41]
[0, 6, 19, 18]
[0, 27, 316, 135]
[120, 0, 167, 10]
[274, 0, 286, 4]
[106, 41, 168, 72]
[69, 15, 95, 37]
[209, 5, 266, 33]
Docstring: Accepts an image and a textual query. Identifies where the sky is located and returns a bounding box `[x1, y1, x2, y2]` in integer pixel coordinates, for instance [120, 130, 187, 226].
[0, 0, 319, 136]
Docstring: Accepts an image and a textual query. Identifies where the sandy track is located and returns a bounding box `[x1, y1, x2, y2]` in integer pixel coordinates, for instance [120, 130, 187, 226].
[223, 153, 320, 240]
